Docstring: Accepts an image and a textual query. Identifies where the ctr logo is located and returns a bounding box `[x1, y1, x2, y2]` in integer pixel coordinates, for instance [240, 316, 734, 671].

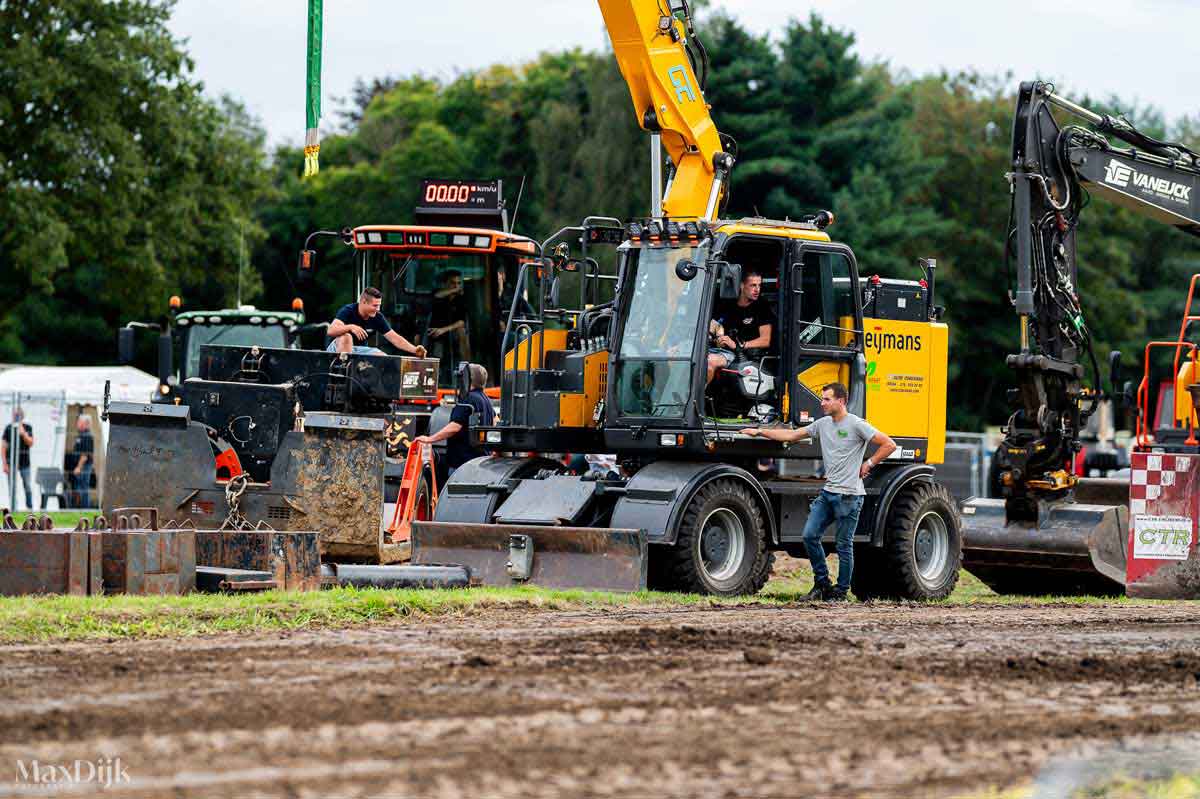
[1104, 158, 1133, 188]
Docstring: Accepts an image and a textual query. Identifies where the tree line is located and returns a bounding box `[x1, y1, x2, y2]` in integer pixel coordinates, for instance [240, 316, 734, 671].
[3, 1, 1198, 429]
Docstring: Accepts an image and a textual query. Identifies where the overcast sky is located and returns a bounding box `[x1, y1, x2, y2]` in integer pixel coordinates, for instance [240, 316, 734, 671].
[167, 0, 1199, 148]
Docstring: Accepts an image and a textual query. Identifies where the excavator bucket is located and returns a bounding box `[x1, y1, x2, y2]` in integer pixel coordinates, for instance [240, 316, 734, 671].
[961, 477, 1128, 596]
[411, 521, 647, 592]
[410, 458, 649, 592]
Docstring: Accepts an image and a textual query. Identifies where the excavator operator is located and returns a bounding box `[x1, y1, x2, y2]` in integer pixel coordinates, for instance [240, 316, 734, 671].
[706, 270, 773, 384]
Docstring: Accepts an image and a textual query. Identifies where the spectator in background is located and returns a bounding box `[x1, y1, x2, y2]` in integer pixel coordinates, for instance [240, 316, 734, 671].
[2, 408, 33, 510]
[71, 415, 95, 508]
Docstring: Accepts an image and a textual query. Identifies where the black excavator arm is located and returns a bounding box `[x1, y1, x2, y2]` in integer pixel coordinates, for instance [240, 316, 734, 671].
[997, 81, 1200, 504]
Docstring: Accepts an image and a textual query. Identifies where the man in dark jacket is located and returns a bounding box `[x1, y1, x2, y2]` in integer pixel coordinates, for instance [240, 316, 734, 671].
[71, 415, 95, 508]
[415, 363, 495, 481]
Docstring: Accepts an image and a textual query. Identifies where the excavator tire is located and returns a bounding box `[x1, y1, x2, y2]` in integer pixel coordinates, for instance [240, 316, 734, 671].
[873, 481, 962, 601]
[654, 479, 773, 596]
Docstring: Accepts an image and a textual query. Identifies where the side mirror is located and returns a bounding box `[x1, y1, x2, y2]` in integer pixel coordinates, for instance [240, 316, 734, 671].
[297, 249, 317, 282]
[455, 361, 471, 402]
[548, 275, 562, 308]
[718, 262, 742, 300]
[1108, 350, 1122, 397]
[118, 327, 136, 364]
[675, 259, 698, 281]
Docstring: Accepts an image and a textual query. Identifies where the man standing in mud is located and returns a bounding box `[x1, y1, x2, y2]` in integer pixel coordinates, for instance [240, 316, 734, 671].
[741, 382, 896, 601]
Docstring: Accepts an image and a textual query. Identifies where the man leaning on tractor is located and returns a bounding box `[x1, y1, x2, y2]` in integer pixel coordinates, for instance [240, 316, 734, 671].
[741, 382, 897, 601]
[327, 287, 427, 358]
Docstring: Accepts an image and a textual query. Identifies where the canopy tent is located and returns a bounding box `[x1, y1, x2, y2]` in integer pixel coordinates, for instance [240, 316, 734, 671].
[0, 366, 158, 511]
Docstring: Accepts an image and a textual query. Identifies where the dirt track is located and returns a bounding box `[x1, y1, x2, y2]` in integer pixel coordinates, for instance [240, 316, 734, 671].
[1, 601, 1199, 798]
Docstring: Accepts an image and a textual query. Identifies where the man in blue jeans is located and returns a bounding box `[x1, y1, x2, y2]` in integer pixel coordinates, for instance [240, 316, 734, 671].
[741, 382, 896, 601]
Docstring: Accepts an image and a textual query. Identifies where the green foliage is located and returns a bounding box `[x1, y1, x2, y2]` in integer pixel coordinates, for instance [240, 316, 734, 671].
[0, 0, 273, 364]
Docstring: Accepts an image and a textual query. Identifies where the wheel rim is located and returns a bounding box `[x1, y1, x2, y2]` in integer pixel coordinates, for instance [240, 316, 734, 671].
[913, 509, 950, 583]
[699, 507, 746, 582]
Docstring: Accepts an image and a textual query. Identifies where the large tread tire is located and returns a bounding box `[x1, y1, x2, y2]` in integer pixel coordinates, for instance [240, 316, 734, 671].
[876, 481, 962, 601]
[653, 479, 774, 596]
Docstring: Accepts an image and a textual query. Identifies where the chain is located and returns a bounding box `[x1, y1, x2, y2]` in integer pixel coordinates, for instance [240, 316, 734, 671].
[220, 473, 253, 531]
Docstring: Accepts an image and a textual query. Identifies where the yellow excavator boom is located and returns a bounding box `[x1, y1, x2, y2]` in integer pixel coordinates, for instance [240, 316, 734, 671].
[597, 0, 729, 220]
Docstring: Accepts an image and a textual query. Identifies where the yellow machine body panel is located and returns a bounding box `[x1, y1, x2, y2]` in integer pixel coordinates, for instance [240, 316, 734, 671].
[858, 318, 948, 465]
[713, 221, 832, 243]
[503, 330, 570, 371]
[557, 351, 610, 428]
[1173, 358, 1200, 426]
[795, 361, 849, 414]
[559, 393, 586, 428]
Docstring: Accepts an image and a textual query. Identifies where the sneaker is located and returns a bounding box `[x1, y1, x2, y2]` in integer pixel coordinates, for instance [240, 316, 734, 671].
[824, 588, 849, 602]
[804, 583, 831, 601]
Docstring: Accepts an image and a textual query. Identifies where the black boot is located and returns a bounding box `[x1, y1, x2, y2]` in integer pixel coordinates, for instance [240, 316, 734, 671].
[804, 582, 831, 601]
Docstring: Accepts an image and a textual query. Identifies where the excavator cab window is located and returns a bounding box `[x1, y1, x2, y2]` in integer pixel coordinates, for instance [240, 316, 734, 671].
[794, 250, 858, 349]
[787, 245, 864, 422]
[612, 244, 708, 420]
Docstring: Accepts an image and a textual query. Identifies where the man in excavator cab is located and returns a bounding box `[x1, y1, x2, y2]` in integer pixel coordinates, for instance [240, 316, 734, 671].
[705, 269, 778, 422]
[706, 270, 774, 384]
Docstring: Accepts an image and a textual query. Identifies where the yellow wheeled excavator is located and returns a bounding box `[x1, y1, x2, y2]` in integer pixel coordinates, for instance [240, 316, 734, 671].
[412, 0, 961, 599]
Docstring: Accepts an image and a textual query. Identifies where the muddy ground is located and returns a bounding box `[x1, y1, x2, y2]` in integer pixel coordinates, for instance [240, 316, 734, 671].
[2, 595, 1199, 798]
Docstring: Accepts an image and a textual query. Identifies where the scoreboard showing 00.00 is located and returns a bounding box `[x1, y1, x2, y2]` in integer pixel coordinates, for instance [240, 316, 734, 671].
[420, 179, 501, 210]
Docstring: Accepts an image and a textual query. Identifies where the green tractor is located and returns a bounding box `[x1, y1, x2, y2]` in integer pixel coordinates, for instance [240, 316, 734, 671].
[118, 296, 316, 403]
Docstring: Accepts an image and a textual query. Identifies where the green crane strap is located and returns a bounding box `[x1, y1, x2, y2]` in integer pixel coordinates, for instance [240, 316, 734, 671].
[303, 0, 323, 178]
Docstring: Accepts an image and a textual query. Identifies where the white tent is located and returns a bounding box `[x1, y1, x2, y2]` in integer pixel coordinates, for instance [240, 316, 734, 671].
[0, 366, 158, 511]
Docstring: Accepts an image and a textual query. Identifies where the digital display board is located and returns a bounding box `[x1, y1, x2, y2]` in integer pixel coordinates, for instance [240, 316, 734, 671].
[419, 179, 501, 211]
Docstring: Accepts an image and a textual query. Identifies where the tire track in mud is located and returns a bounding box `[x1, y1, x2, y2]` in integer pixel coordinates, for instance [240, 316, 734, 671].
[1, 603, 1198, 798]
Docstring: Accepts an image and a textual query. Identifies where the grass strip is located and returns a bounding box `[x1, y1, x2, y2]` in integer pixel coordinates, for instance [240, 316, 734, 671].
[0, 586, 753, 643]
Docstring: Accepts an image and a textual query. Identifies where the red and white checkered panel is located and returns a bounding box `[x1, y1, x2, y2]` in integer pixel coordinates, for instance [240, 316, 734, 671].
[1129, 453, 1195, 516]
[1127, 451, 1200, 596]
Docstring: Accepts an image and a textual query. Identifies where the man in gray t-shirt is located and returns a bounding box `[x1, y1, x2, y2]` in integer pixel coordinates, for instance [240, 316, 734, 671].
[741, 382, 896, 600]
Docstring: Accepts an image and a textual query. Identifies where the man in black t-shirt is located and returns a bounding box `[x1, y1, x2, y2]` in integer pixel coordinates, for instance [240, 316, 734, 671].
[706, 271, 773, 384]
[327, 287, 427, 357]
[415, 363, 495, 482]
[2, 407, 33, 509]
